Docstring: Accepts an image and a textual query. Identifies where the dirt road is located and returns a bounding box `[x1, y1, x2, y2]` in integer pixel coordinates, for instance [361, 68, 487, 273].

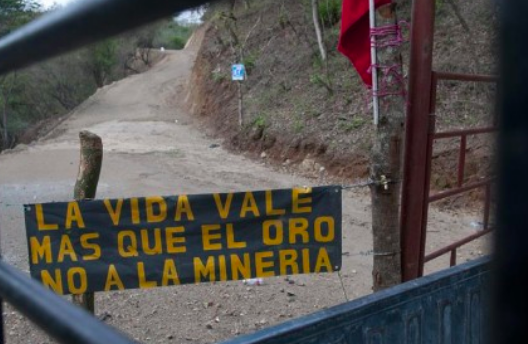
[0, 34, 488, 343]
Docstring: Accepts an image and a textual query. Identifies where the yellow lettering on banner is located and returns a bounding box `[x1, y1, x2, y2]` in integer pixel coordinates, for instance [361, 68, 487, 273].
[279, 249, 299, 275]
[146, 196, 167, 223]
[240, 192, 260, 218]
[131, 198, 140, 224]
[141, 228, 162, 255]
[262, 220, 283, 246]
[175, 195, 194, 221]
[265, 191, 286, 216]
[314, 248, 333, 273]
[219, 255, 227, 281]
[68, 267, 87, 294]
[104, 264, 124, 291]
[81, 233, 101, 261]
[292, 187, 313, 214]
[138, 262, 157, 289]
[194, 256, 215, 283]
[202, 224, 222, 251]
[58, 235, 78, 263]
[213, 193, 233, 219]
[255, 251, 275, 278]
[104, 199, 123, 226]
[314, 216, 335, 242]
[118, 230, 138, 257]
[289, 218, 309, 243]
[36, 204, 58, 231]
[65, 201, 85, 229]
[230, 253, 251, 280]
[302, 248, 311, 273]
[41, 269, 63, 294]
[30, 236, 52, 264]
[162, 259, 180, 286]
[166, 227, 186, 254]
[226, 224, 246, 249]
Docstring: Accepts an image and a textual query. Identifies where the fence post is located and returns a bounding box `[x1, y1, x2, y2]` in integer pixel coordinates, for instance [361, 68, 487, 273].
[369, 4, 406, 291]
[71, 130, 103, 313]
[400, 0, 436, 281]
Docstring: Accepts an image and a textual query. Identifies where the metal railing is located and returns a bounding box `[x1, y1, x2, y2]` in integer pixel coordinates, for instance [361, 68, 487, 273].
[220, 258, 491, 344]
[420, 72, 497, 272]
[0, 261, 136, 344]
[0, 0, 210, 343]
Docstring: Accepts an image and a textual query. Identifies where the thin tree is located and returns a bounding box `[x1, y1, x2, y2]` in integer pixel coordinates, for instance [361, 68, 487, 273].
[311, 0, 327, 61]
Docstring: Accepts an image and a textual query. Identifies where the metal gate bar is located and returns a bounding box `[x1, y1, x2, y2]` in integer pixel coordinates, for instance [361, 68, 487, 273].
[220, 258, 491, 344]
[0, 261, 136, 344]
[418, 72, 497, 274]
[0, 0, 210, 75]
[400, 0, 498, 281]
[400, 0, 437, 282]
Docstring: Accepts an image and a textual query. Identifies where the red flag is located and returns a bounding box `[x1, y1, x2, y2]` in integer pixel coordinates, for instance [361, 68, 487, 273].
[338, 0, 391, 86]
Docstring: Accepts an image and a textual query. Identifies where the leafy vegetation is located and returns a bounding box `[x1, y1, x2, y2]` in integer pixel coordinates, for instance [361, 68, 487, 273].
[318, 0, 341, 28]
[0, 1, 196, 151]
[154, 22, 194, 49]
[252, 114, 267, 129]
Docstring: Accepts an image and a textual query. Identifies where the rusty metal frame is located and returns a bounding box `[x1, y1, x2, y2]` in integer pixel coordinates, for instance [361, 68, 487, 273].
[419, 73, 496, 275]
[400, 0, 437, 282]
[401, 0, 497, 281]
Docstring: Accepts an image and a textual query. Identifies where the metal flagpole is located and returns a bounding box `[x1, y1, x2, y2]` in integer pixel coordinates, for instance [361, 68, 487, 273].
[369, 0, 380, 125]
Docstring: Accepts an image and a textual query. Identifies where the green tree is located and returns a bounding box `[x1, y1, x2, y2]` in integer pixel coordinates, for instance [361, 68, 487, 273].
[0, 0, 39, 36]
[84, 39, 118, 87]
[0, 0, 40, 148]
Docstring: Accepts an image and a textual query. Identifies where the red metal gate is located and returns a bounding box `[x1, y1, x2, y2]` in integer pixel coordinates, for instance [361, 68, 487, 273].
[420, 72, 496, 273]
[400, 1, 496, 281]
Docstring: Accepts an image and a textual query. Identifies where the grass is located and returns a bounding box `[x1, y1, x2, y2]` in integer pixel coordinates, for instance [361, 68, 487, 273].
[340, 117, 367, 131]
[154, 21, 195, 50]
[318, 0, 341, 28]
[252, 114, 268, 129]
[211, 69, 227, 82]
[242, 52, 259, 74]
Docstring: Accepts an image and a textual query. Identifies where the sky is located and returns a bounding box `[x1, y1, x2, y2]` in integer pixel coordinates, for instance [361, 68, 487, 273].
[37, 0, 73, 9]
[36, 0, 203, 24]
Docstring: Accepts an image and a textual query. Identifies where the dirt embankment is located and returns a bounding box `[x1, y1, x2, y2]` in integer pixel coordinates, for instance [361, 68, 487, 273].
[187, 0, 497, 192]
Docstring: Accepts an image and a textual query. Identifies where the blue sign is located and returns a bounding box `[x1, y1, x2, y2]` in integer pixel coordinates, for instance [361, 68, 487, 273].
[232, 64, 246, 81]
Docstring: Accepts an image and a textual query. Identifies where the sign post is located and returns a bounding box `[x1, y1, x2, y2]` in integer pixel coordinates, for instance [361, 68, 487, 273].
[71, 130, 102, 313]
[232, 64, 246, 127]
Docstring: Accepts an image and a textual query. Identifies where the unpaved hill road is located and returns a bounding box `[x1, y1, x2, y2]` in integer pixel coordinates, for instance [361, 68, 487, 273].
[0, 42, 374, 343]
[0, 35, 487, 343]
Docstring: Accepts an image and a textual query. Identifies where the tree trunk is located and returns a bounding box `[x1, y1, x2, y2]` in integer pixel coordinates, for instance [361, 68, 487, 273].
[71, 130, 103, 313]
[370, 4, 405, 292]
[0, 74, 15, 150]
[2, 93, 8, 149]
[311, 0, 327, 61]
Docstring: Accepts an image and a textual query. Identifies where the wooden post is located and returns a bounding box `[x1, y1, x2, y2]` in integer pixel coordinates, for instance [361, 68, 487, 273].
[238, 80, 243, 127]
[370, 4, 405, 291]
[71, 130, 103, 313]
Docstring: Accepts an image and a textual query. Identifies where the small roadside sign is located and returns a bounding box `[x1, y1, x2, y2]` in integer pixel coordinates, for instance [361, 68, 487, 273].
[232, 64, 246, 81]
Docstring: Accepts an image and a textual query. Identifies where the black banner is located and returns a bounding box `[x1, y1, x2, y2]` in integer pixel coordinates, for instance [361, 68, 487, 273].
[24, 186, 342, 295]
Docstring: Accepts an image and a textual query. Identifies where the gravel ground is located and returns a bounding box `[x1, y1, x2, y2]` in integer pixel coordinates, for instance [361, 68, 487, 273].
[0, 35, 489, 344]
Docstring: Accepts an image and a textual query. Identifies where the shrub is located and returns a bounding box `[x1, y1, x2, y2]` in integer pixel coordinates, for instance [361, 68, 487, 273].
[319, 0, 341, 28]
[171, 36, 186, 49]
